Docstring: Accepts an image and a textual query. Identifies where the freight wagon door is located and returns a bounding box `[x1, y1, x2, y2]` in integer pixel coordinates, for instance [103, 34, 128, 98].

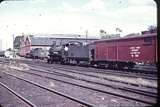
[95, 43, 107, 60]
[108, 46, 117, 61]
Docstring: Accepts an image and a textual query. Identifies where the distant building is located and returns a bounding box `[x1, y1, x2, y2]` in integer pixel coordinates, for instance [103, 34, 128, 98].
[125, 33, 140, 37]
[101, 34, 121, 39]
[13, 36, 23, 50]
[18, 34, 98, 56]
[0, 39, 2, 51]
[141, 29, 157, 35]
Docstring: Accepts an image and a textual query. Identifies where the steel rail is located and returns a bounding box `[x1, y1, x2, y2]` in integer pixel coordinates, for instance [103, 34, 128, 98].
[24, 60, 157, 80]
[2, 72, 95, 107]
[0, 59, 154, 104]
[6, 67, 156, 105]
[54, 64, 157, 80]
[0, 81, 37, 107]
[30, 67, 157, 97]
[4, 58, 157, 80]
[29, 64, 157, 89]
[52, 66, 157, 88]
[1, 59, 156, 94]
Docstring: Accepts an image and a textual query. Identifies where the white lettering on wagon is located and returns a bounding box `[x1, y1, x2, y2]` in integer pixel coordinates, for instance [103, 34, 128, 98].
[130, 46, 141, 58]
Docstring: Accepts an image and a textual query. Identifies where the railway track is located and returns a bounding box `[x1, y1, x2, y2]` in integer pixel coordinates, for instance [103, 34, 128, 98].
[0, 71, 95, 107]
[0, 58, 157, 80]
[2, 63, 157, 106]
[28, 64, 157, 95]
[52, 64, 157, 80]
[0, 82, 37, 107]
[1, 59, 157, 92]
[51, 64, 157, 83]
[0, 59, 157, 91]
[21, 59, 157, 81]
[0, 58, 157, 106]
[24, 61, 157, 89]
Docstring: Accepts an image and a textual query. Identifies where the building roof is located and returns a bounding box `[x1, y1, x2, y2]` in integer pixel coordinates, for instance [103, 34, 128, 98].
[30, 33, 99, 39]
[29, 36, 98, 46]
[95, 33, 157, 43]
[30, 37, 53, 46]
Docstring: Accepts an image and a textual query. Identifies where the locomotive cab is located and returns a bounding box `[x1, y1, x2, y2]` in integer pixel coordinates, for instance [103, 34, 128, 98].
[62, 42, 90, 65]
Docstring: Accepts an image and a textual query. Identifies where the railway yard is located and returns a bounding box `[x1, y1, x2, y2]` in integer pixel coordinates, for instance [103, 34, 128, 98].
[0, 0, 158, 106]
[0, 57, 158, 107]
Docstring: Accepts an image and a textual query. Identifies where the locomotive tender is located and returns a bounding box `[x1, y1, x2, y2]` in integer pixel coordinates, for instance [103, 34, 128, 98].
[0, 51, 5, 57]
[26, 48, 48, 59]
[48, 32, 157, 69]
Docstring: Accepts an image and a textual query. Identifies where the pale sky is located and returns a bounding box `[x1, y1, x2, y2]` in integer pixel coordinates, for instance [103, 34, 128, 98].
[0, 0, 157, 50]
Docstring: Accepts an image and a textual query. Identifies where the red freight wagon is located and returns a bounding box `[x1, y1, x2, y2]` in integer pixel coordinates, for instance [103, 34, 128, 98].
[93, 33, 157, 69]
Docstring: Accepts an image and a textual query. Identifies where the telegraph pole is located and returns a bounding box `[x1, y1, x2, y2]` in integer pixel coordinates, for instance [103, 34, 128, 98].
[13, 34, 15, 58]
[86, 30, 88, 44]
[13, 34, 14, 49]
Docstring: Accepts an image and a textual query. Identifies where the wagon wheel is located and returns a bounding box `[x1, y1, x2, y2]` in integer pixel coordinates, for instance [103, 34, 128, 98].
[117, 63, 125, 70]
[108, 63, 116, 70]
[126, 62, 135, 70]
[76, 60, 80, 65]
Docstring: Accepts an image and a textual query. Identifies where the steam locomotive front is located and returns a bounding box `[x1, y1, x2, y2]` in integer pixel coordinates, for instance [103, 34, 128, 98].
[48, 45, 63, 63]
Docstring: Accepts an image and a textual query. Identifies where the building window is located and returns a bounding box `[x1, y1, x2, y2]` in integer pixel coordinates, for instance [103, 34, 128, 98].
[144, 37, 152, 45]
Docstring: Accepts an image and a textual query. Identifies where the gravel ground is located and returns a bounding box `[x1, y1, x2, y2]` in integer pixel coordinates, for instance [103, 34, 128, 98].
[14, 67, 157, 104]
[0, 85, 30, 107]
[49, 65, 157, 88]
[0, 59, 157, 107]
[28, 64, 157, 93]
[0, 72, 86, 107]
[21, 59, 157, 88]
[0, 63, 154, 107]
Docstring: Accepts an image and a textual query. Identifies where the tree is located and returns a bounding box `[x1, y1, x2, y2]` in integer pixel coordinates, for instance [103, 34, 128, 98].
[116, 28, 122, 33]
[101, 33, 120, 39]
[100, 29, 106, 34]
[148, 25, 157, 33]
[100, 29, 121, 39]
[100, 29, 106, 39]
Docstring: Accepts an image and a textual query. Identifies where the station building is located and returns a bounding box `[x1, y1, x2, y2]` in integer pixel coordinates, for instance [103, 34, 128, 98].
[16, 34, 98, 56]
